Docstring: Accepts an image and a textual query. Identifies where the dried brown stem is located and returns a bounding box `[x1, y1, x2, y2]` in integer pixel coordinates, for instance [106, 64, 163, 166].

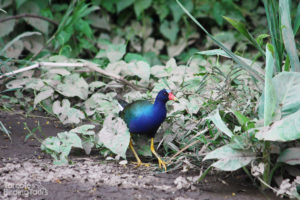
[0, 61, 143, 90]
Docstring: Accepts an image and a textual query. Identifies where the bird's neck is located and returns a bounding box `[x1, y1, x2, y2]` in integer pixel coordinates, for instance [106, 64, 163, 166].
[153, 99, 167, 112]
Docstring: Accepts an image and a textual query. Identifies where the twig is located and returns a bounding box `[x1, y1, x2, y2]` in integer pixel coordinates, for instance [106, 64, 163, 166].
[167, 128, 208, 164]
[0, 13, 58, 26]
[167, 139, 201, 164]
[0, 61, 143, 90]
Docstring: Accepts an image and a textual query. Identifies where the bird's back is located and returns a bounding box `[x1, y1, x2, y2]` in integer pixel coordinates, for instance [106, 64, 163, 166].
[119, 100, 166, 137]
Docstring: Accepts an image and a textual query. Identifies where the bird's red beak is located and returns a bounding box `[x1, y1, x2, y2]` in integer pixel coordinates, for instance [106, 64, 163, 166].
[168, 92, 178, 101]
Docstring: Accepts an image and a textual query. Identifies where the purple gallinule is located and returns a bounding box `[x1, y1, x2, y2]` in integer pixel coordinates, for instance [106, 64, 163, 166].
[119, 89, 177, 171]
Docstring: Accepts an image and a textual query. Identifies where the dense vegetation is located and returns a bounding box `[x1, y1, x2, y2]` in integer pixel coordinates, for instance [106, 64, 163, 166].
[1, 0, 300, 198]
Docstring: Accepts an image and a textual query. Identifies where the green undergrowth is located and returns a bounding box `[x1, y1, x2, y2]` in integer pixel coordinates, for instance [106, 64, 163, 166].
[1, 0, 300, 199]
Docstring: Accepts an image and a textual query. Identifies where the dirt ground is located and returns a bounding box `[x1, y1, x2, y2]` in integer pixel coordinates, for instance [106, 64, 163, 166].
[0, 111, 280, 200]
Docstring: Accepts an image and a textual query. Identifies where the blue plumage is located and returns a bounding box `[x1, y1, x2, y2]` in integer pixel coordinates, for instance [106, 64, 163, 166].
[119, 89, 171, 138]
[118, 89, 177, 171]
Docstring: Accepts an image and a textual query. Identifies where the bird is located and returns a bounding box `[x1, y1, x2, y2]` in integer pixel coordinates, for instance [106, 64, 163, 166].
[118, 89, 177, 171]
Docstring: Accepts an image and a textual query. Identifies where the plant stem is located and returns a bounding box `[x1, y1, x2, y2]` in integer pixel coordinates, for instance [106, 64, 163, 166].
[262, 141, 271, 189]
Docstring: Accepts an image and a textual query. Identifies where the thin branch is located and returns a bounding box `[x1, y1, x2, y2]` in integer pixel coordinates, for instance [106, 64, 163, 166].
[0, 14, 58, 26]
[167, 128, 208, 164]
[0, 61, 144, 90]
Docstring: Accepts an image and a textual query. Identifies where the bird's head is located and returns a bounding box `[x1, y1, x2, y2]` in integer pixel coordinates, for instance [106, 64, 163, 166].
[156, 89, 178, 103]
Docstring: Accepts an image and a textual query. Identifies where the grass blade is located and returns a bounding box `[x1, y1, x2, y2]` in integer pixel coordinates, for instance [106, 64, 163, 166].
[263, 0, 284, 72]
[280, 0, 300, 72]
[294, 2, 300, 34]
[223, 16, 265, 56]
[176, 0, 264, 83]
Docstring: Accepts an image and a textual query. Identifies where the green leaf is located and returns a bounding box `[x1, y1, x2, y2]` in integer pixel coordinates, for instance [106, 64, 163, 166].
[223, 16, 265, 55]
[169, 0, 193, 22]
[55, 74, 89, 100]
[159, 20, 179, 43]
[256, 33, 269, 47]
[280, 0, 300, 72]
[19, 1, 49, 34]
[0, 14, 15, 37]
[116, 0, 134, 13]
[41, 137, 61, 153]
[75, 19, 93, 38]
[96, 115, 130, 159]
[206, 109, 233, 138]
[278, 147, 300, 165]
[34, 88, 54, 108]
[294, 2, 300, 34]
[232, 111, 249, 126]
[70, 124, 95, 135]
[58, 131, 83, 149]
[106, 43, 127, 63]
[256, 109, 300, 141]
[273, 72, 300, 117]
[204, 144, 256, 171]
[124, 53, 147, 63]
[53, 99, 85, 124]
[134, 0, 152, 17]
[212, 2, 225, 26]
[264, 44, 276, 126]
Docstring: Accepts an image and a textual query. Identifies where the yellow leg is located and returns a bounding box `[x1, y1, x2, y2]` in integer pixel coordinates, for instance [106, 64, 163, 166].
[150, 138, 167, 171]
[129, 138, 149, 167]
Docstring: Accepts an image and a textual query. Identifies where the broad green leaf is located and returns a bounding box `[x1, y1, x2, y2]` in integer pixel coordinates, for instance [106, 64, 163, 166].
[169, 0, 193, 22]
[206, 109, 233, 138]
[19, 1, 48, 34]
[278, 147, 300, 165]
[159, 20, 179, 44]
[70, 124, 95, 135]
[116, 0, 134, 12]
[280, 0, 300, 72]
[212, 2, 225, 26]
[273, 72, 300, 117]
[41, 137, 61, 153]
[89, 81, 105, 92]
[204, 144, 256, 171]
[55, 74, 89, 100]
[223, 16, 265, 55]
[84, 92, 119, 116]
[134, 0, 152, 17]
[0, 14, 15, 37]
[256, 109, 300, 141]
[106, 43, 126, 63]
[127, 61, 150, 83]
[96, 115, 130, 159]
[34, 88, 54, 107]
[124, 53, 148, 63]
[264, 44, 276, 126]
[53, 99, 85, 124]
[58, 131, 83, 149]
[294, 2, 300, 34]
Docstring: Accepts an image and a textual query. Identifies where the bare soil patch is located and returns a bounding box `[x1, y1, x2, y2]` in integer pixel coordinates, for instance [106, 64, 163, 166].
[0, 111, 279, 200]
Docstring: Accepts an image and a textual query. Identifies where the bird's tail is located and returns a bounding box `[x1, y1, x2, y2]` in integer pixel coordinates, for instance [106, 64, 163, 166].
[117, 99, 128, 111]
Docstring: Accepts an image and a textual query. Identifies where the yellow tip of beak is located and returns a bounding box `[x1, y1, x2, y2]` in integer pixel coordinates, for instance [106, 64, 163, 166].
[173, 96, 179, 102]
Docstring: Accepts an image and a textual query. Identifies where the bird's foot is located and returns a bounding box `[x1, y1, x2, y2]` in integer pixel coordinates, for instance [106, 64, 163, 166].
[132, 161, 150, 168]
[157, 158, 167, 171]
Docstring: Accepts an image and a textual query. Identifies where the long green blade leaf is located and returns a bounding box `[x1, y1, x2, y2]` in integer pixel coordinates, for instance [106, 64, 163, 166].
[280, 0, 300, 72]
